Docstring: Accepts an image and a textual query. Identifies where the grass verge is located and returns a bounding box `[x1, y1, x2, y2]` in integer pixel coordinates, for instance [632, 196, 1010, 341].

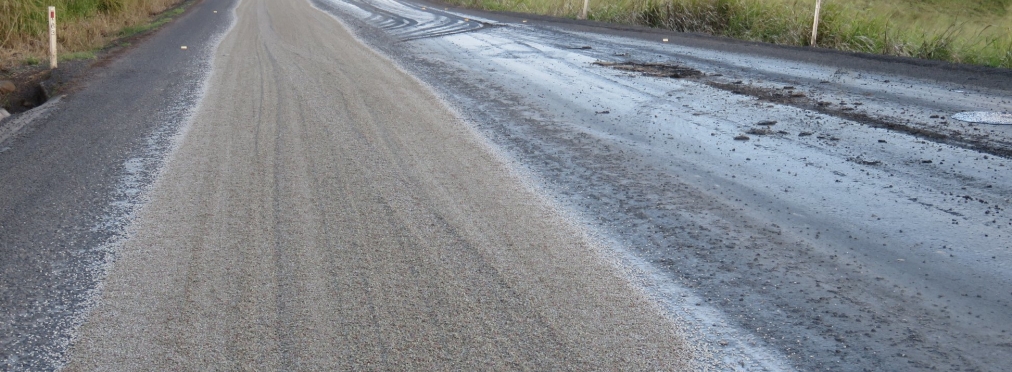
[1, 0, 186, 70]
[58, 51, 98, 62]
[444, 0, 1012, 68]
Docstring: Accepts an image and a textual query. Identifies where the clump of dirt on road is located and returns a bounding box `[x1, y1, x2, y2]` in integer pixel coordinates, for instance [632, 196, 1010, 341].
[707, 80, 1012, 159]
[594, 61, 702, 78]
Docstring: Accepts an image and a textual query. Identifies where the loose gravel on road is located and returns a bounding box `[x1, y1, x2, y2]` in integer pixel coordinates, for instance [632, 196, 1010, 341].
[62, 0, 694, 369]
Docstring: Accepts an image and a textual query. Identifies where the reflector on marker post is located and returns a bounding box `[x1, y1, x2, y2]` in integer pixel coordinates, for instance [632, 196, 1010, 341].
[49, 6, 57, 69]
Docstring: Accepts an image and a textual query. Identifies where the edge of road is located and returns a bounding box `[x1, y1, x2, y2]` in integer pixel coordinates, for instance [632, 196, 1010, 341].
[5, 0, 1008, 143]
[414, 0, 1012, 92]
[0, 0, 240, 368]
[0, 0, 202, 140]
[53, 0, 243, 366]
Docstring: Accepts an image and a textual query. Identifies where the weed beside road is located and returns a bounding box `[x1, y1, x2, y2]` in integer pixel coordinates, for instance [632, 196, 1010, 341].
[446, 0, 1012, 68]
[0, 0, 184, 70]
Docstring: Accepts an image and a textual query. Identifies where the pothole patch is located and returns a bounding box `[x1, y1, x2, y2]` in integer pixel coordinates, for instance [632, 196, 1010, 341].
[952, 111, 1012, 125]
[593, 61, 702, 78]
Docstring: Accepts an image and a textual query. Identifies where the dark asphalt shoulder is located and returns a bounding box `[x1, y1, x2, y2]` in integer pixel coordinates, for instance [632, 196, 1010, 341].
[0, 0, 236, 368]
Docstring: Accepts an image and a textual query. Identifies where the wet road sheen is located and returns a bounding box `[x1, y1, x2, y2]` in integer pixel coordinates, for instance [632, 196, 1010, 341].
[317, 0, 1012, 370]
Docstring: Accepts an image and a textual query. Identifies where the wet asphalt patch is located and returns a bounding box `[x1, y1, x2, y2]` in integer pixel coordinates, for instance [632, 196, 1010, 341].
[953, 111, 1012, 125]
[315, 2, 1012, 369]
[705, 81, 1012, 160]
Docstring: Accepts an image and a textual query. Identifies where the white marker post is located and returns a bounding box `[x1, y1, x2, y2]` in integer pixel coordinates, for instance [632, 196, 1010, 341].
[579, 0, 589, 20]
[810, 0, 822, 47]
[48, 6, 57, 69]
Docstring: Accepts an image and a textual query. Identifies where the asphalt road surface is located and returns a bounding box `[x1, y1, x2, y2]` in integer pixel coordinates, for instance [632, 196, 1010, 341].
[1, 0, 234, 368]
[315, 0, 1012, 369]
[3, 0, 1012, 370]
[61, 0, 694, 369]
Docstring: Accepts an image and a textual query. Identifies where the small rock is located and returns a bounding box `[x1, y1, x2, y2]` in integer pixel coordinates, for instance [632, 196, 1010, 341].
[782, 86, 795, 90]
[757, 120, 777, 126]
[922, 160, 933, 164]
[595, 110, 610, 114]
[0, 80, 14, 94]
[718, 340, 729, 346]
[850, 157, 881, 166]
[790, 92, 806, 98]
[878, 139, 887, 143]
[734, 135, 750, 141]
[930, 115, 940, 119]
[799, 131, 813, 137]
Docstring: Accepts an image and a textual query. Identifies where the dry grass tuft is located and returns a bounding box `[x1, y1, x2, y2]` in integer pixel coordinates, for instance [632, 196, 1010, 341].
[1, 0, 184, 70]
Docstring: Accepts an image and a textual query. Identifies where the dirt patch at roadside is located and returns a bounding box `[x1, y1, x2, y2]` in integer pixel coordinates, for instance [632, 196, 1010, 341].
[1, 67, 51, 114]
[0, 59, 96, 115]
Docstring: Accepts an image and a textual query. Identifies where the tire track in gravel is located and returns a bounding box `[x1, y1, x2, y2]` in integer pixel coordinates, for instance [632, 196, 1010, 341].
[61, 0, 696, 369]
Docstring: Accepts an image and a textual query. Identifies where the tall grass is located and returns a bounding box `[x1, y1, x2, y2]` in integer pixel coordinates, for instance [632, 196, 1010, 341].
[445, 0, 1012, 69]
[1, 0, 184, 69]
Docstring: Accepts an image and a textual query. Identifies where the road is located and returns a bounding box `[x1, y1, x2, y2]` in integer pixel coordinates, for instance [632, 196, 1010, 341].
[313, 0, 1012, 369]
[60, 0, 693, 369]
[2, 0, 1012, 370]
[1, 0, 233, 368]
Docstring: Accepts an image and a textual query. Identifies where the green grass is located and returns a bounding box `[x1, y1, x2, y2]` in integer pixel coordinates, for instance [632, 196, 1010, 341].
[3, 0, 142, 47]
[59, 51, 98, 61]
[119, 6, 184, 37]
[445, 0, 1012, 68]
